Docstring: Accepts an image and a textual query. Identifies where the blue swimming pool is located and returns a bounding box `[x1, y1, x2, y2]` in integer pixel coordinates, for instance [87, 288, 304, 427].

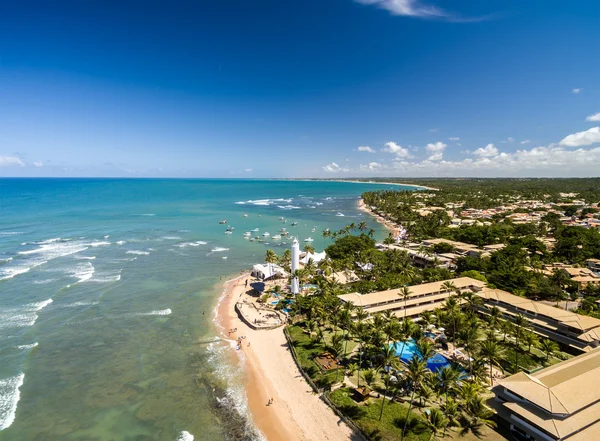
[390, 340, 452, 373]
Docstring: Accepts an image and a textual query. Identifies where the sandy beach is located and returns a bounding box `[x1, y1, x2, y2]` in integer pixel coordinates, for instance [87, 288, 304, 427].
[357, 198, 402, 236]
[331, 179, 439, 191]
[215, 274, 358, 441]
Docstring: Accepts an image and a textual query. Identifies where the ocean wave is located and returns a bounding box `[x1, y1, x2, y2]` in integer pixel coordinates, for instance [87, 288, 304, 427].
[115, 240, 126, 245]
[64, 301, 99, 308]
[0, 298, 53, 330]
[176, 431, 194, 441]
[0, 373, 25, 430]
[2, 240, 89, 281]
[126, 250, 150, 255]
[89, 241, 111, 247]
[130, 309, 171, 317]
[0, 258, 13, 264]
[0, 232, 23, 237]
[277, 205, 301, 210]
[137, 213, 155, 217]
[16, 342, 38, 350]
[75, 255, 96, 260]
[32, 278, 57, 285]
[66, 262, 95, 286]
[176, 241, 208, 248]
[336, 212, 345, 217]
[89, 269, 122, 283]
[211, 247, 229, 253]
[235, 198, 293, 206]
[161, 236, 181, 240]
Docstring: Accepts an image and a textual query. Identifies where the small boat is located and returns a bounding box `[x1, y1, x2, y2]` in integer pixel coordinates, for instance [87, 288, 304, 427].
[262, 232, 270, 237]
[279, 216, 285, 221]
[291, 222, 298, 226]
[251, 228, 259, 232]
[244, 232, 251, 237]
[281, 228, 287, 232]
[281, 231, 289, 236]
[226, 226, 234, 232]
[311, 227, 316, 233]
[243, 214, 248, 217]
[272, 235, 282, 240]
[304, 237, 314, 242]
[249, 238, 255, 242]
[219, 220, 227, 224]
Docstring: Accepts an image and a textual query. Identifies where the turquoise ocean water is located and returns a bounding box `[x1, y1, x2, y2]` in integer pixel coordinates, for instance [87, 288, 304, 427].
[0, 179, 413, 441]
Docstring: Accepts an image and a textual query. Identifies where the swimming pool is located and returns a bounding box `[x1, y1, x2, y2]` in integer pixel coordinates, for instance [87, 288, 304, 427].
[390, 340, 452, 373]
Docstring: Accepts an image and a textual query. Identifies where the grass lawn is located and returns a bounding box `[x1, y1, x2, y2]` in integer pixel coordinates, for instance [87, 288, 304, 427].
[286, 323, 344, 388]
[329, 388, 431, 441]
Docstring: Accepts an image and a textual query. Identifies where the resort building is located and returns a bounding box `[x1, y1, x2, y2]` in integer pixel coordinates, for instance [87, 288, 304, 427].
[337, 277, 486, 319]
[338, 276, 600, 352]
[421, 238, 481, 257]
[587, 258, 600, 274]
[533, 263, 600, 287]
[385, 245, 456, 269]
[491, 347, 600, 441]
[477, 288, 600, 352]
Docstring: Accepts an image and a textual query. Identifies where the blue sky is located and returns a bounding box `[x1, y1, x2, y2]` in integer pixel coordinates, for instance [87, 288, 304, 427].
[0, 0, 599, 178]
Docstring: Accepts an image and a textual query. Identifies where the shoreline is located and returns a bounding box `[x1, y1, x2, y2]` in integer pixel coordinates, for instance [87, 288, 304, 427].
[357, 198, 402, 236]
[213, 274, 356, 441]
[323, 179, 439, 191]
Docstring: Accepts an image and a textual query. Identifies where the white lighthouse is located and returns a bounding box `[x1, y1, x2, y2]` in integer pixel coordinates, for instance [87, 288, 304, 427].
[291, 237, 300, 294]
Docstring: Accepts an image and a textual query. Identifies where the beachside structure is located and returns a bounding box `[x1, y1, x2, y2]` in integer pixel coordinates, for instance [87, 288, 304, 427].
[291, 238, 300, 294]
[300, 251, 326, 265]
[587, 258, 600, 274]
[252, 263, 287, 281]
[491, 347, 600, 441]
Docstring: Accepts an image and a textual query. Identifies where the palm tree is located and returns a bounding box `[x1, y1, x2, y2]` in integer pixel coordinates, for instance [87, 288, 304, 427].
[458, 323, 479, 372]
[513, 314, 529, 370]
[420, 408, 449, 441]
[459, 397, 497, 438]
[398, 286, 412, 320]
[417, 384, 434, 407]
[478, 339, 505, 386]
[438, 365, 460, 407]
[303, 243, 315, 253]
[540, 338, 559, 362]
[360, 368, 380, 391]
[441, 397, 460, 429]
[486, 305, 502, 330]
[264, 249, 278, 264]
[442, 296, 460, 345]
[401, 356, 428, 441]
[358, 221, 368, 232]
[523, 331, 539, 354]
[378, 346, 400, 420]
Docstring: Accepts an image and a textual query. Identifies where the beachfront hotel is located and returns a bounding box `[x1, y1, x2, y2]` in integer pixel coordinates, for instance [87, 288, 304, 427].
[338, 277, 486, 318]
[490, 347, 600, 441]
[338, 277, 600, 352]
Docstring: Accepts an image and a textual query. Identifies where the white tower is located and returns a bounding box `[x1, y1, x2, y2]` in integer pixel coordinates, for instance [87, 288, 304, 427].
[291, 237, 300, 294]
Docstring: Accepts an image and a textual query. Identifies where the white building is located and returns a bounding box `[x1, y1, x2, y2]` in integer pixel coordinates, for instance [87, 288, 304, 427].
[291, 238, 300, 294]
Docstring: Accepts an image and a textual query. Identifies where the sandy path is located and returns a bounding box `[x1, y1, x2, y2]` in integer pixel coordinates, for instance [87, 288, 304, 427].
[216, 274, 359, 441]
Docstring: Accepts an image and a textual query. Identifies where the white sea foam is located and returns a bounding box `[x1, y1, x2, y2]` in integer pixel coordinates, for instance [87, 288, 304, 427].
[176, 431, 194, 441]
[0, 258, 13, 264]
[162, 236, 181, 240]
[89, 269, 122, 283]
[336, 212, 345, 217]
[0, 232, 23, 237]
[0, 373, 25, 430]
[126, 250, 150, 255]
[176, 240, 208, 248]
[211, 247, 229, 253]
[89, 241, 110, 247]
[66, 262, 95, 286]
[0, 299, 53, 330]
[75, 255, 96, 260]
[16, 342, 38, 350]
[137, 213, 155, 216]
[277, 205, 301, 210]
[32, 278, 57, 285]
[115, 240, 126, 245]
[235, 198, 293, 206]
[131, 309, 172, 317]
[2, 240, 88, 281]
[64, 301, 99, 308]
[104, 235, 110, 239]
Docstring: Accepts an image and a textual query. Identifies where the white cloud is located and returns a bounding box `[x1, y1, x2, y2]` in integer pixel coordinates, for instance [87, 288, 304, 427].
[472, 143, 499, 157]
[449, 137, 460, 141]
[322, 162, 349, 173]
[425, 141, 447, 153]
[244, 168, 253, 173]
[354, 0, 447, 18]
[0, 156, 25, 167]
[427, 152, 443, 161]
[33, 161, 43, 167]
[382, 141, 411, 158]
[520, 140, 531, 145]
[560, 127, 600, 147]
[357, 145, 375, 153]
[360, 161, 383, 171]
[586, 113, 600, 122]
[429, 128, 439, 132]
[572, 88, 583, 94]
[507, 137, 515, 143]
